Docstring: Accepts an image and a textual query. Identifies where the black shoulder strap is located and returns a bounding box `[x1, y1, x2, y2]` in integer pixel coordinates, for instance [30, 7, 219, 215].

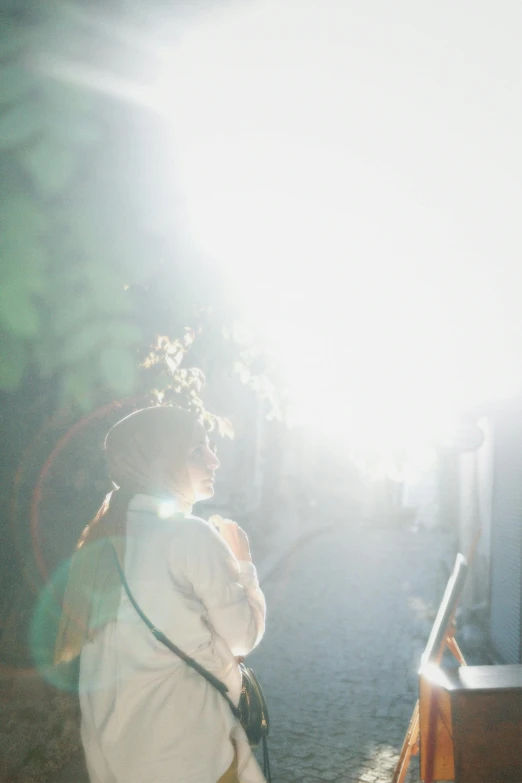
[109, 543, 240, 719]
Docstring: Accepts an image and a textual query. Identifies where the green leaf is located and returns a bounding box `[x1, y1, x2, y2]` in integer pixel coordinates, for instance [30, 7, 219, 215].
[99, 346, 137, 395]
[0, 197, 47, 288]
[216, 415, 235, 439]
[0, 65, 36, 105]
[60, 322, 107, 365]
[0, 283, 40, 336]
[0, 242, 46, 287]
[106, 321, 142, 346]
[0, 20, 35, 59]
[92, 283, 133, 316]
[23, 266, 46, 293]
[50, 295, 93, 337]
[45, 112, 102, 147]
[33, 341, 60, 377]
[0, 100, 41, 149]
[19, 138, 77, 195]
[59, 368, 94, 411]
[0, 331, 27, 391]
[74, 263, 132, 315]
[40, 79, 94, 115]
[0, 194, 46, 235]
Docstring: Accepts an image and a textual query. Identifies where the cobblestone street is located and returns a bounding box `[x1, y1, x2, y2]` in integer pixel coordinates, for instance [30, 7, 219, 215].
[250, 521, 455, 783]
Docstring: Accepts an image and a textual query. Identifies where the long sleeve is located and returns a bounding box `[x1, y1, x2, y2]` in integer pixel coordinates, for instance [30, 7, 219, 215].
[182, 519, 266, 657]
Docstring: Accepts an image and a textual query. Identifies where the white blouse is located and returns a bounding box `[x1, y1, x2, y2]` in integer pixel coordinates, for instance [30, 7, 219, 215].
[79, 494, 267, 783]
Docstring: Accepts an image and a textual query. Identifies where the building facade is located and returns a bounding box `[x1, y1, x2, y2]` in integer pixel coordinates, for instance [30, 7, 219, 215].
[453, 405, 522, 664]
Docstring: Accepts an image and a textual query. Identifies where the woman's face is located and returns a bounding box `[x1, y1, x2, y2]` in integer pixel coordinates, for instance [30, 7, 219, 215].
[186, 422, 220, 501]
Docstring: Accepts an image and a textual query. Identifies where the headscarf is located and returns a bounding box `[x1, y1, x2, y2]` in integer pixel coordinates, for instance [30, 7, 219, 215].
[54, 405, 197, 664]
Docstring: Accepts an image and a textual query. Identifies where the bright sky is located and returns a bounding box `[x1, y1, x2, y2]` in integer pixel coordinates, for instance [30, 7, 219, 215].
[162, 1, 522, 449]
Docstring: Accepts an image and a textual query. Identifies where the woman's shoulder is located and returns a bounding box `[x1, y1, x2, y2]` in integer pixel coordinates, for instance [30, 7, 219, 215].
[183, 513, 210, 528]
[171, 515, 230, 567]
[178, 514, 220, 544]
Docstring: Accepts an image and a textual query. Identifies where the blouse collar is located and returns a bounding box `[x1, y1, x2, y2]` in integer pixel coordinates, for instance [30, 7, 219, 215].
[128, 493, 191, 519]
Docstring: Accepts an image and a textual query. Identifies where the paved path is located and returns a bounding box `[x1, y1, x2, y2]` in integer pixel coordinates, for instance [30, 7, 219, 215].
[249, 521, 455, 783]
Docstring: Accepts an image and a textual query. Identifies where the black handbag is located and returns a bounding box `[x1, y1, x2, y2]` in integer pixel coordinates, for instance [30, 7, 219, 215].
[237, 663, 269, 747]
[111, 546, 271, 781]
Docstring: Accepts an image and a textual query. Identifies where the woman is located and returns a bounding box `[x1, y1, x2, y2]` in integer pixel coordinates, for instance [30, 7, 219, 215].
[55, 405, 267, 783]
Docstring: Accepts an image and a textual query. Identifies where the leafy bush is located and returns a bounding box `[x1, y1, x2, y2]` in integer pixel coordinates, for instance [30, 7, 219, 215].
[0, 1, 276, 417]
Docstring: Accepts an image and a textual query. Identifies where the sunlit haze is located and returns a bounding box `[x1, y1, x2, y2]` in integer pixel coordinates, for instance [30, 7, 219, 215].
[154, 1, 522, 451]
[44, 1, 517, 452]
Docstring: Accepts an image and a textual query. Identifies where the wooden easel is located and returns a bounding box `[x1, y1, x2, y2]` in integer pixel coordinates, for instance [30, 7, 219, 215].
[392, 553, 468, 783]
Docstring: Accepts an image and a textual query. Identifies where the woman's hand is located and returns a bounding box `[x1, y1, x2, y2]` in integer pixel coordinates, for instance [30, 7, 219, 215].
[210, 515, 252, 562]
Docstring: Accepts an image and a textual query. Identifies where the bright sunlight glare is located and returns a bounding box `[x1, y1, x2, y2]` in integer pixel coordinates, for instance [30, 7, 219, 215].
[157, 1, 522, 452]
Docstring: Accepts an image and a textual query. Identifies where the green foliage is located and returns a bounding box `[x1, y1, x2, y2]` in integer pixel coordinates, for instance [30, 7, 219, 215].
[100, 345, 137, 395]
[0, 63, 36, 104]
[0, 330, 28, 391]
[0, 1, 280, 421]
[20, 138, 78, 195]
[0, 100, 41, 147]
[0, 5, 145, 404]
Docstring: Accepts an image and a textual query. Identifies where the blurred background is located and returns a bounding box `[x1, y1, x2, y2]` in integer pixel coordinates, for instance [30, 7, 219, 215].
[1, 1, 522, 780]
